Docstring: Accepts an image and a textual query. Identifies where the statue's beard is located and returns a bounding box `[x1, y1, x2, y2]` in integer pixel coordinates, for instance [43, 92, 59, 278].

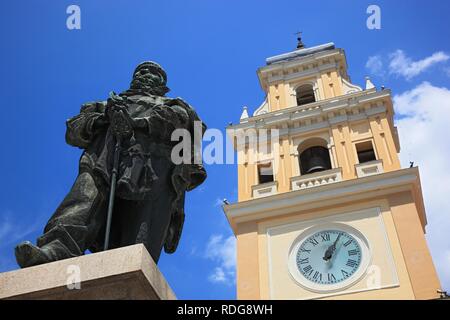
[130, 77, 170, 96]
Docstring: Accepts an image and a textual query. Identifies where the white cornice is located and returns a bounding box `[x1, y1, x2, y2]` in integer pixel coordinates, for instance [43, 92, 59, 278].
[222, 168, 426, 232]
[260, 49, 343, 74]
[257, 49, 348, 91]
[265, 62, 340, 85]
[265, 43, 336, 65]
[229, 89, 391, 137]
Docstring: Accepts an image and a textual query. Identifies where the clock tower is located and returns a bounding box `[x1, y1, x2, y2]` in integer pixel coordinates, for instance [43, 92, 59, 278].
[223, 41, 442, 300]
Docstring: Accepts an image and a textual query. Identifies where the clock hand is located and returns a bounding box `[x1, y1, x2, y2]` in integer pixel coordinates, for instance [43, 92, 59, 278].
[323, 233, 342, 261]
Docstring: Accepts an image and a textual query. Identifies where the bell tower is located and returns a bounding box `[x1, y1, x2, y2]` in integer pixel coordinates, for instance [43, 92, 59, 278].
[223, 41, 442, 300]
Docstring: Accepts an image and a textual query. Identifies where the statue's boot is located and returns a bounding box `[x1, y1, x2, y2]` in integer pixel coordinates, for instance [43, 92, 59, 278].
[15, 241, 51, 268]
[15, 238, 78, 269]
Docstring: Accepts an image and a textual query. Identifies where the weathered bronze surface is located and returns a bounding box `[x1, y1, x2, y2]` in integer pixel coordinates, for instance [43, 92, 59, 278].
[15, 61, 207, 268]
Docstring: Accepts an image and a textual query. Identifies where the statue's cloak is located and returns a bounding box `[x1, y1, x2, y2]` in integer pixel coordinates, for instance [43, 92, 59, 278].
[65, 91, 206, 253]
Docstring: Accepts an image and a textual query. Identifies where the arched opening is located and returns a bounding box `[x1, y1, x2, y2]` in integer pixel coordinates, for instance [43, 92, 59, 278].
[296, 84, 316, 106]
[298, 138, 332, 175]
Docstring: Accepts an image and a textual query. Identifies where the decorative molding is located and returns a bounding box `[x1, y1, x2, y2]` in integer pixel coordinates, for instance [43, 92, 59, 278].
[342, 78, 363, 94]
[228, 89, 390, 141]
[240, 106, 249, 122]
[252, 181, 278, 199]
[265, 43, 336, 65]
[253, 97, 269, 117]
[257, 48, 348, 92]
[288, 80, 321, 106]
[267, 63, 338, 85]
[355, 160, 384, 178]
[290, 168, 343, 191]
[365, 76, 375, 90]
[223, 167, 423, 230]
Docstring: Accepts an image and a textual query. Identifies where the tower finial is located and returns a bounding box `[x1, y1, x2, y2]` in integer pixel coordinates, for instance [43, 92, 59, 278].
[295, 31, 305, 49]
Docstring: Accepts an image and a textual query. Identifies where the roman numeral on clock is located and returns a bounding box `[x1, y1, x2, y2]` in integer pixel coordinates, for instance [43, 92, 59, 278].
[313, 271, 322, 281]
[341, 269, 349, 277]
[321, 233, 330, 242]
[309, 238, 319, 246]
[348, 249, 358, 256]
[303, 265, 313, 276]
[343, 239, 352, 247]
[300, 248, 311, 254]
[327, 273, 336, 282]
[298, 258, 309, 264]
[346, 259, 358, 268]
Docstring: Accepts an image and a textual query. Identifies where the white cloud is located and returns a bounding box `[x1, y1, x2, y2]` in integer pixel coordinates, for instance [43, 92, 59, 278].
[0, 211, 44, 272]
[366, 55, 385, 77]
[209, 267, 227, 283]
[214, 198, 224, 207]
[0, 221, 13, 242]
[389, 50, 449, 80]
[394, 82, 450, 291]
[205, 234, 236, 284]
[0, 212, 41, 246]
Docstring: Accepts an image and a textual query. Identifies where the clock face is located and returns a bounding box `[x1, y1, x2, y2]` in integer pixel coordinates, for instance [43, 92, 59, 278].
[296, 230, 362, 286]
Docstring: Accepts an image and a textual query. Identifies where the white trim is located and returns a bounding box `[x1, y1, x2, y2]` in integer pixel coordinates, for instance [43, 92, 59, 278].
[376, 206, 400, 288]
[365, 77, 375, 90]
[257, 49, 348, 91]
[239, 106, 249, 122]
[291, 132, 331, 154]
[252, 181, 278, 199]
[260, 49, 342, 77]
[342, 78, 363, 94]
[291, 80, 320, 105]
[223, 168, 420, 227]
[253, 97, 269, 117]
[265, 43, 336, 65]
[227, 89, 391, 137]
[265, 63, 340, 88]
[355, 160, 384, 178]
[290, 168, 342, 191]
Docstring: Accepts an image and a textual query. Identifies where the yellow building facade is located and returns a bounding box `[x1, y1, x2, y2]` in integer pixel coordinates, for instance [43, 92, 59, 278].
[223, 42, 442, 300]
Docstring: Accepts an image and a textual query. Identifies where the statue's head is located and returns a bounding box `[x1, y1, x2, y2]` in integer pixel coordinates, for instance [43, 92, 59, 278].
[130, 61, 170, 96]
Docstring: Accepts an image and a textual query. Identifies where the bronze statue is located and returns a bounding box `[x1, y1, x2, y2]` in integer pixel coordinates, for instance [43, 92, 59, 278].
[15, 61, 207, 268]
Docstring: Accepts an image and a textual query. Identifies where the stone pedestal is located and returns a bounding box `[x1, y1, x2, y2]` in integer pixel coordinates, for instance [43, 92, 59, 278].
[0, 244, 176, 300]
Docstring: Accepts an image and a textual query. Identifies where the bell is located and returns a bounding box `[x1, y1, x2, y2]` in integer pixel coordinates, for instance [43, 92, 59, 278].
[300, 146, 332, 175]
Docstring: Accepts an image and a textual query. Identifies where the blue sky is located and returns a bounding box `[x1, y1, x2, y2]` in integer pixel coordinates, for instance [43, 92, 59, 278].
[1, 0, 450, 299]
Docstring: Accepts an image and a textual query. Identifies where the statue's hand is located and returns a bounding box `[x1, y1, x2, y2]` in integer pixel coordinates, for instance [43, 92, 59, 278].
[111, 109, 134, 138]
[106, 91, 127, 120]
[105, 92, 146, 132]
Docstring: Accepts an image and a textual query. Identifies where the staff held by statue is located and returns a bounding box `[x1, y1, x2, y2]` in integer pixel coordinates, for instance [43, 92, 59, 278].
[104, 92, 134, 250]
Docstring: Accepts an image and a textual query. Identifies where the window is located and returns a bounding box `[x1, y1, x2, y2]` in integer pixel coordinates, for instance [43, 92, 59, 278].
[356, 141, 376, 164]
[258, 163, 274, 184]
[299, 146, 332, 175]
[296, 84, 316, 106]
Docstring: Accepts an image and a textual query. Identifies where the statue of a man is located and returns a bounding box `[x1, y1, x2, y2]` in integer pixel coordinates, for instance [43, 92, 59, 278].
[15, 61, 207, 268]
